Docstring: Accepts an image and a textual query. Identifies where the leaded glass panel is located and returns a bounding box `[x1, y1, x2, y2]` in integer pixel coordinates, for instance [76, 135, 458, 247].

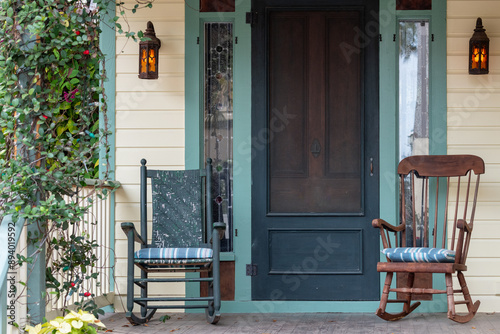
[204, 22, 233, 252]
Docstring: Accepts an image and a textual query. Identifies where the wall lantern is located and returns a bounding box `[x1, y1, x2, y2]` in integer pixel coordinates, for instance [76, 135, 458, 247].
[139, 21, 161, 79]
[469, 17, 489, 75]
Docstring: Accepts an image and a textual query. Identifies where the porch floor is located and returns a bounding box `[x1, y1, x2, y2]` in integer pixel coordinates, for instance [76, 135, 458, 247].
[101, 312, 500, 333]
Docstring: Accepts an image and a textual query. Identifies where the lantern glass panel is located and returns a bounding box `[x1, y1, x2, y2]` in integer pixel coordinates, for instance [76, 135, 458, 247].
[148, 48, 156, 73]
[481, 47, 487, 69]
[140, 47, 148, 74]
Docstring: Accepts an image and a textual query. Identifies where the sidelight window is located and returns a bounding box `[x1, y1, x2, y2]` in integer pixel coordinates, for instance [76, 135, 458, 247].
[203, 22, 234, 252]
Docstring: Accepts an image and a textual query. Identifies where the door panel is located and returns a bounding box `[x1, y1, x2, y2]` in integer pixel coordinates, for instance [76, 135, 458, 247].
[269, 229, 363, 274]
[269, 14, 308, 180]
[251, 0, 379, 301]
[269, 11, 363, 214]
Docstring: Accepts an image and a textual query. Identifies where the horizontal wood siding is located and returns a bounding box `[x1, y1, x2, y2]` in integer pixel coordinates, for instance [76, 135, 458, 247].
[448, 0, 500, 312]
[114, 0, 185, 312]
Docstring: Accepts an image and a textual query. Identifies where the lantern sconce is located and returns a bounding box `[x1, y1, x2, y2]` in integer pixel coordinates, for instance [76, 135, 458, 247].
[139, 21, 161, 79]
[469, 17, 489, 75]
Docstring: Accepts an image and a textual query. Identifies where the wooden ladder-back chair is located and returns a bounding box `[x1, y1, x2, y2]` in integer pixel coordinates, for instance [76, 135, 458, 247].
[373, 155, 484, 323]
[121, 158, 225, 325]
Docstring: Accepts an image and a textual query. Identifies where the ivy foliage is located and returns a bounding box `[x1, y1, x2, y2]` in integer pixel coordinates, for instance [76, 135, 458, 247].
[0, 0, 151, 318]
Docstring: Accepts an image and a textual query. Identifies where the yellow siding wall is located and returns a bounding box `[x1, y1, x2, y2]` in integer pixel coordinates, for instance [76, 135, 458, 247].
[447, 0, 500, 312]
[114, 0, 185, 312]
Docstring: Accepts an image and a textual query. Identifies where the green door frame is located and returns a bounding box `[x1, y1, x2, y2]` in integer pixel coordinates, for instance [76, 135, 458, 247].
[378, 0, 447, 313]
[184, 0, 253, 304]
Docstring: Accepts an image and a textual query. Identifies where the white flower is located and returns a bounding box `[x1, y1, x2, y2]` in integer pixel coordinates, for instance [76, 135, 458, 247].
[64, 310, 106, 328]
[93, 319, 106, 327]
[71, 319, 84, 329]
[64, 309, 95, 322]
[49, 319, 72, 334]
[25, 324, 42, 334]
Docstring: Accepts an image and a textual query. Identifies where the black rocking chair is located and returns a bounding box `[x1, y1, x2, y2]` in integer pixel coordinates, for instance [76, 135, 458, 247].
[121, 158, 225, 325]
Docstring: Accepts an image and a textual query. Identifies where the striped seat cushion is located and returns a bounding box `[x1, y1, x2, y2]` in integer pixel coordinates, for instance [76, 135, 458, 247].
[382, 247, 455, 263]
[134, 247, 213, 260]
[135, 258, 212, 265]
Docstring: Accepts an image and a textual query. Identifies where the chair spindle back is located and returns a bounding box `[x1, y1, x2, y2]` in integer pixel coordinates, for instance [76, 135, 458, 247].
[396, 155, 484, 264]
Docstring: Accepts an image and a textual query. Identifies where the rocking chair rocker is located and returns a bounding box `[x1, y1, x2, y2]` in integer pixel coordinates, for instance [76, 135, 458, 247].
[373, 155, 484, 323]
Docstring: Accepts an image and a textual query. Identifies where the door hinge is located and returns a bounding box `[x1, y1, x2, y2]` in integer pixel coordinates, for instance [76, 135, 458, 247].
[246, 264, 258, 276]
[246, 12, 257, 26]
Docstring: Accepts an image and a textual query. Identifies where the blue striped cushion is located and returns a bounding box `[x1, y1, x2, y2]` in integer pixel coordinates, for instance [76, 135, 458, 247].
[135, 258, 212, 265]
[382, 247, 455, 263]
[135, 247, 213, 260]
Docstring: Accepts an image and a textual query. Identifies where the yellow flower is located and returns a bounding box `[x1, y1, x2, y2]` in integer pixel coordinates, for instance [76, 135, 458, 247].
[25, 324, 42, 334]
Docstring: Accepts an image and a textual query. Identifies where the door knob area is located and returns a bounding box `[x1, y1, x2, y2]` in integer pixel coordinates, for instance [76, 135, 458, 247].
[310, 139, 321, 158]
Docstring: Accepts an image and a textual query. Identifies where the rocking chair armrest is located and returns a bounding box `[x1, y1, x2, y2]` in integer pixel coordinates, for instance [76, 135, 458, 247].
[213, 222, 226, 239]
[457, 219, 472, 233]
[372, 218, 405, 233]
[121, 222, 146, 245]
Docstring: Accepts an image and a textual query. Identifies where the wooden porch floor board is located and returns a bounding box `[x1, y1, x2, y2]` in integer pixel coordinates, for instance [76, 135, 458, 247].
[101, 312, 500, 333]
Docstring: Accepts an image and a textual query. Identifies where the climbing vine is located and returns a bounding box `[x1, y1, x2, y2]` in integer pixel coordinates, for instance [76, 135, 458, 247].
[0, 0, 152, 320]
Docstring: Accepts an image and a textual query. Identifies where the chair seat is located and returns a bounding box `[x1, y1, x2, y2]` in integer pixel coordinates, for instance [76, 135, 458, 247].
[134, 247, 213, 261]
[382, 247, 455, 263]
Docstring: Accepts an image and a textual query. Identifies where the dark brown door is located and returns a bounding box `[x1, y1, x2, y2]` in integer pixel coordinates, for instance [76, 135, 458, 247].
[251, 1, 379, 301]
[270, 11, 362, 214]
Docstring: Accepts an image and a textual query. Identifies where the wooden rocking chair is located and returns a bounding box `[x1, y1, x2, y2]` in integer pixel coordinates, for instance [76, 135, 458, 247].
[373, 155, 484, 323]
[121, 158, 225, 325]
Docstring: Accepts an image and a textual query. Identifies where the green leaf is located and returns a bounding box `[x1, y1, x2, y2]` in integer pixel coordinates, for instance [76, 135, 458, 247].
[68, 69, 79, 78]
[56, 125, 67, 137]
[67, 120, 77, 133]
[159, 315, 171, 322]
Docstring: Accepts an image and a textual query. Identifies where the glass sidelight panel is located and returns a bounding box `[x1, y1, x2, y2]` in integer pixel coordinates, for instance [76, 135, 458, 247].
[399, 20, 429, 160]
[398, 20, 429, 246]
[204, 22, 233, 251]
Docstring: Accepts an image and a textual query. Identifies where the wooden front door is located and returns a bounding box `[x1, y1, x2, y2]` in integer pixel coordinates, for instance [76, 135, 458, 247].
[251, 0, 379, 301]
